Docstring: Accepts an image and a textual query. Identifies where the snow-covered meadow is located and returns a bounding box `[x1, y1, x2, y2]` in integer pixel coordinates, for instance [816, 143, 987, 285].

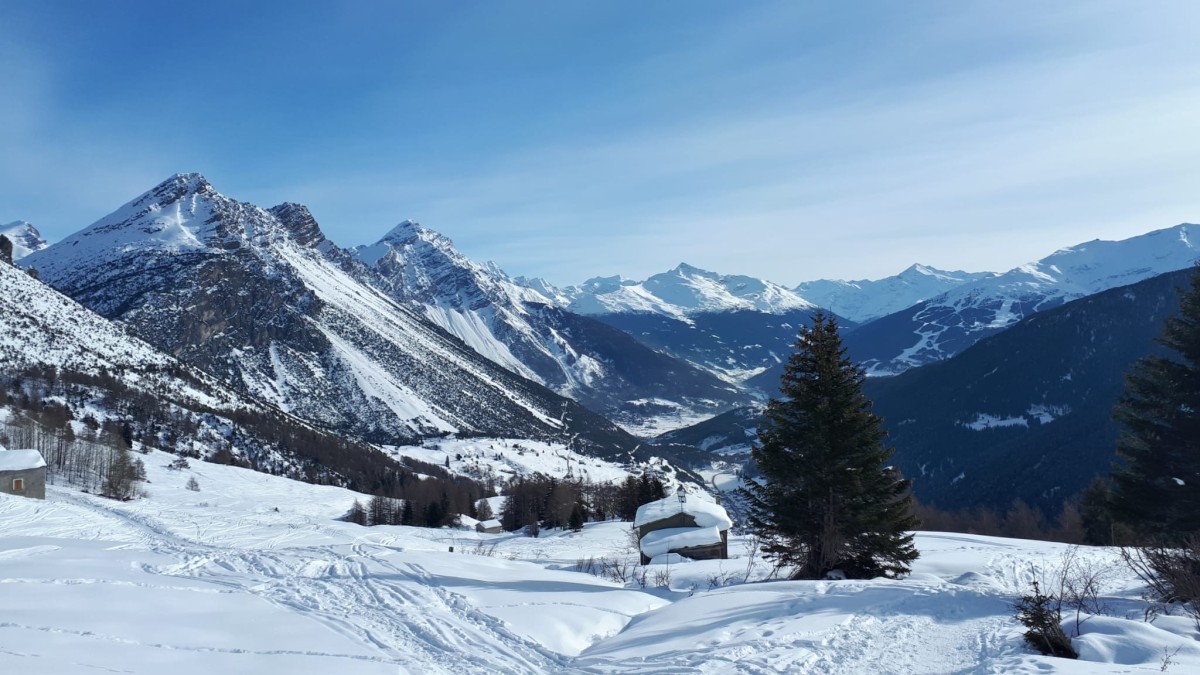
[2, 452, 1198, 674]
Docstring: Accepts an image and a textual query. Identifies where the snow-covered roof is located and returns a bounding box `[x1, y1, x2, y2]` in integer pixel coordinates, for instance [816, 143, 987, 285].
[0, 449, 47, 472]
[639, 526, 724, 559]
[634, 495, 732, 530]
[478, 519, 501, 529]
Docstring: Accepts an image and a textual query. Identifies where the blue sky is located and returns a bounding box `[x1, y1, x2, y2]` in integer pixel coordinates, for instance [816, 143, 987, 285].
[3, 1, 1199, 286]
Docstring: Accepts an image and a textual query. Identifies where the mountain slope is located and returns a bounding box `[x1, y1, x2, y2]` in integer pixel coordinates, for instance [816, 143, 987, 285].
[0, 250, 433, 489]
[0, 221, 48, 261]
[863, 266, 1196, 514]
[595, 308, 838, 384]
[844, 225, 1199, 375]
[23, 174, 638, 456]
[674, 266, 1197, 514]
[795, 264, 996, 323]
[352, 222, 746, 429]
[1, 252, 196, 390]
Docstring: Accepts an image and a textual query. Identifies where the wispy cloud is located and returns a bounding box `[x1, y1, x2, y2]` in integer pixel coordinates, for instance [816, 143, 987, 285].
[4, 2, 1200, 287]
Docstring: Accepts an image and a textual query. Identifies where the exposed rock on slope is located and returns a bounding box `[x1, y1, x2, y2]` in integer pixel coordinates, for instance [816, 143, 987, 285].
[353, 221, 746, 429]
[23, 174, 637, 455]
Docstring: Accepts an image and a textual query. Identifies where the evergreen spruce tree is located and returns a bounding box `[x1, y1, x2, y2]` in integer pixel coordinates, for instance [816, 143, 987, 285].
[1110, 264, 1200, 541]
[743, 310, 918, 579]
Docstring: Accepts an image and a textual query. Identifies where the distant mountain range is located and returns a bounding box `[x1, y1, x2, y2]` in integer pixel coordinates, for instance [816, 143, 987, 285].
[0, 243, 425, 488]
[865, 265, 1196, 513]
[795, 264, 996, 323]
[555, 263, 815, 319]
[348, 220, 747, 431]
[21, 174, 638, 456]
[654, 265, 1198, 513]
[745, 224, 1199, 392]
[8, 172, 1200, 514]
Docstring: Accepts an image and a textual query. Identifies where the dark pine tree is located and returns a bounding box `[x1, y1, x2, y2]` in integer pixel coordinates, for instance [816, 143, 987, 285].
[1109, 264, 1200, 542]
[743, 310, 918, 580]
[568, 503, 585, 532]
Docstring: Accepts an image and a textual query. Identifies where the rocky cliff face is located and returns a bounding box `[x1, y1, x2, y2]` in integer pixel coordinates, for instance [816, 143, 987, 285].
[24, 174, 638, 454]
[353, 221, 747, 432]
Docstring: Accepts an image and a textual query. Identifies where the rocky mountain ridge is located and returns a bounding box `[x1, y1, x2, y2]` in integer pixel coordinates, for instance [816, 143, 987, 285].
[22, 174, 639, 455]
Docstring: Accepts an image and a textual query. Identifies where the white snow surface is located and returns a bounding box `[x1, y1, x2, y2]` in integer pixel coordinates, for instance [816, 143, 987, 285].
[0, 448, 46, 471]
[0, 258, 243, 413]
[387, 438, 638, 485]
[353, 220, 606, 392]
[1, 453, 1198, 673]
[795, 264, 998, 322]
[634, 494, 733, 530]
[963, 413, 1031, 431]
[862, 224, 1200, 375]
[561, 263, 815, 319]
[0, 220, 48, 260]
[936, 224, 1199, 322]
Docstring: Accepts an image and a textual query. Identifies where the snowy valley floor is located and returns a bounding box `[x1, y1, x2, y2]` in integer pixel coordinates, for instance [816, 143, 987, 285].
[2, 452, 1199, 674]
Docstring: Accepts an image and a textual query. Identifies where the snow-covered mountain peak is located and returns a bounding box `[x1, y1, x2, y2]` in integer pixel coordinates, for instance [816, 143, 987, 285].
[0, 220, 48, 260]
[144, 172, 217, 204]
[22, 173, 331, 285]
[670, 262, 713, 277]
[356, 220, 461, 266]
[846, 223, 1200, 375]
[578, 275, 634, 293]
[952, 223, 1199, 302]
[566, 265, 814, 319]
[379, 219, 425, 243]
[795, 264, 997, 322]
[900, 264, 971, 282]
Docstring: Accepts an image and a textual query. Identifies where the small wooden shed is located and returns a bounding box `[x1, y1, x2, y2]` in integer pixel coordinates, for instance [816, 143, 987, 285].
[635, 493, 732, 564]
[475, 519, 503, 534]
[0, 447, 47, 500]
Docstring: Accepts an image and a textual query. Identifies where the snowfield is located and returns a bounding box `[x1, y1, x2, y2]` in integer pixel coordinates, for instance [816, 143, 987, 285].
[2, 453, 1198, 674]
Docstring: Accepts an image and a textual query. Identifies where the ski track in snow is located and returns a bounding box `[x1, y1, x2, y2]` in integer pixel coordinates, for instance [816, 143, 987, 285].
[3, 452, 1199, 674]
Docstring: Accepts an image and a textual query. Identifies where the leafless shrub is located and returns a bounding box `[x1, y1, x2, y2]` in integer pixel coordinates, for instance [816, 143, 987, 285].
[1121, 536, 1200, 630]
[467, 541, 498, 557]
[653, 566, 672, 588]
[1161, 645, 1182, 672]
[708, 570, 739, 589]
[743, 535, 762, 583]
[1050, 546, 1114, 634]
[574, 555, 634, 585]
[575, 557, 598, 575]
[606, 556, 632, 584]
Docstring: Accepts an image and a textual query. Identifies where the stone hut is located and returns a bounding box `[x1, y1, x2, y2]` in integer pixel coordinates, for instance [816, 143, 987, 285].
[634, 493, 732, 564]
[0, 446, 47, 500]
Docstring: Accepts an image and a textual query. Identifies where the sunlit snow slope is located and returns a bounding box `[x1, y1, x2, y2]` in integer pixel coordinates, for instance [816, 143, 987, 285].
[561, 263, 815, 320]
[23, 174, 636, 454]
[795, 264, 997, 323]
[0, 220, 48, 260]
[353, 222, 745, 427]
[850, 224, 1200, 375]
[2, 453, 1198, 674]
